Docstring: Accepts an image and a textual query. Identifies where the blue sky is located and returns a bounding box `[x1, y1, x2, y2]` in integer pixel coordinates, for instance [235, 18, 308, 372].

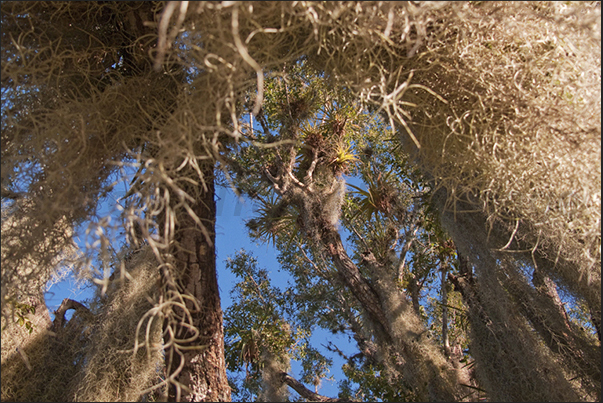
[44, 178, 356, 399]
[42, 104, 371, 399]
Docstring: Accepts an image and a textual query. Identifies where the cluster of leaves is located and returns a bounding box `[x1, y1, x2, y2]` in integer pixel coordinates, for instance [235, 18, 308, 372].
[339, 360, 417, 402]
[2, 297, 36, 334]
[223, 251, 293, 400]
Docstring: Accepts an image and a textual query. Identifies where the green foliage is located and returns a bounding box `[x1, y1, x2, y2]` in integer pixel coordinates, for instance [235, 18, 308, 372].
[224, 249, 352, 401]
[261, 61, 325, 129]
[2, 297, 36, 334]
[245, 193, 300, 248]
[295, 341, 334, 389]
[339, 361, 417, 402]
[224, 251, 295, 400]
[2, 1, 600, 401]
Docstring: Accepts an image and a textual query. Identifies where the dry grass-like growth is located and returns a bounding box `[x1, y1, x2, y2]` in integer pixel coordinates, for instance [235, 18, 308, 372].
[1, 199, 78, 328]
[398, 2, 601, 317]
[73, 246, 164, 402]
[1, 297, 88, 402]
[2, 1, 600, 401]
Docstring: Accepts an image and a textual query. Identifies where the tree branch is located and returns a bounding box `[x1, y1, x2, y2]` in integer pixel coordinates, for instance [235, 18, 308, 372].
[255, 107, 272, 138]
[324, 228, 391, 339]
[1, 187, 23, 200]
[51, 298, 91, 331]
[279, 372, 354, 402]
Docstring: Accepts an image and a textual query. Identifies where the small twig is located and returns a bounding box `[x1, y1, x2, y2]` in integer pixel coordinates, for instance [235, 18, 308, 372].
[246, 272, 267, 306]
[16, 347, 33, 371]
[347, 219, 371, 252]
[303, 150, 320, 188]
[296, 240, 328, 277]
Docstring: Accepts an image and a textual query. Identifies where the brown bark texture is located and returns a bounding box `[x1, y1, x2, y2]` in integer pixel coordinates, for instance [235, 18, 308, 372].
[323, 228, 391, 339]
[51, 298, 91, 332]
[164, 164, 231, 402]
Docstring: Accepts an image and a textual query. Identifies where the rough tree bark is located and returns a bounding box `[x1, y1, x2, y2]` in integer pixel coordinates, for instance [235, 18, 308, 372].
[322, 228, 391, 338]
[163, 164, 231, 402]
[51, 298, 91, 332]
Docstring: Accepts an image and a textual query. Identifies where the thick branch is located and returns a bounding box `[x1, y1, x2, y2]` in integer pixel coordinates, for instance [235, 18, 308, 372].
[323, 228, 391, 340]
[303, 149, 320, 189]
[278, 372, 353, 402]
[51, 298, 91, 331]
[396, 224, 420, 279]
[1, 187, 23, 200]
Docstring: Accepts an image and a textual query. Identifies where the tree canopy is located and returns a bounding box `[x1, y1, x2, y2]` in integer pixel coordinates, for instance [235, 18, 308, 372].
[1, 1, 600, 402]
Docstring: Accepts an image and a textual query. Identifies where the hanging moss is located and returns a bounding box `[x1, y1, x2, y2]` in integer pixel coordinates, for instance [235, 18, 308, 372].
[2, 1, 599, 401]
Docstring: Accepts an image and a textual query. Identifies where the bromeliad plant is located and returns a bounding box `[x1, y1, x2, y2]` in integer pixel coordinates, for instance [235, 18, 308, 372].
[246, 193, 300, 249]
[348, 167, 398, 222]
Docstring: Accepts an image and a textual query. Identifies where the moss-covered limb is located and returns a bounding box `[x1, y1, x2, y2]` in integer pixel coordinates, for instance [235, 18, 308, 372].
[321, 229, 390, 338]
[500, 262, 601, 400]
[51, 298, 92, 332]
[441, 207, 583, 401]
[259, 349, 290, 402]
[278, 371, 348, 402]
[449, 266, 580, 402]
[368, 258, 462, 402]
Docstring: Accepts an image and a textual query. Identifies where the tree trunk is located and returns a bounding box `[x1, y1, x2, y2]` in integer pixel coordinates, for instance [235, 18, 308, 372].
[321, 225, 460, 402]
[322, 228, 391, 338]
[449, 251, 581, 402]
[163, 163, 231, 402]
